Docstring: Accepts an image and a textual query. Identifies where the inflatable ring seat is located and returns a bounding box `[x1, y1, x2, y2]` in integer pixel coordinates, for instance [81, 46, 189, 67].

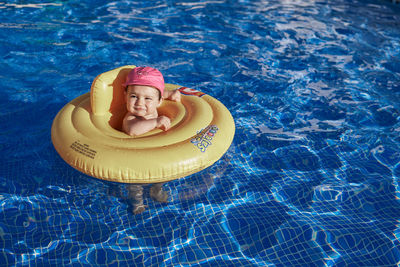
[51, 65, 235, 184]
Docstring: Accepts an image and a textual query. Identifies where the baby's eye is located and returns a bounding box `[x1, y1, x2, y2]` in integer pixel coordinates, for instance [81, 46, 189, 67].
[130, 95, 137, 98]
[145, 97, 152, 101]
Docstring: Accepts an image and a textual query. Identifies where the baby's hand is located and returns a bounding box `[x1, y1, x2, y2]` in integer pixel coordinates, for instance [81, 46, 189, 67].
[170, 90, 181, 102]
[156, 116, 171, 131]
[165, 90, 181, 102]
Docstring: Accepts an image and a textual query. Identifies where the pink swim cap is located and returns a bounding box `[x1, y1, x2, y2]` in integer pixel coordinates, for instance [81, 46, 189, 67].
[123, 66, 164, 96]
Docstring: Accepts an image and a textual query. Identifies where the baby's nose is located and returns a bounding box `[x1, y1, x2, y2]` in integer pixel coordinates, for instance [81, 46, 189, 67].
[136, 97, 145, 105]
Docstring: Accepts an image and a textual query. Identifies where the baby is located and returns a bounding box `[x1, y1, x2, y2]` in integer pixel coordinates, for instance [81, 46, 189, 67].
[122, 66, 181, 214]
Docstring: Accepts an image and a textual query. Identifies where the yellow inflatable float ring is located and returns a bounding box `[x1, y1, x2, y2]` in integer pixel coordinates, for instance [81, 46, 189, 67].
[51, 65, 235, 184]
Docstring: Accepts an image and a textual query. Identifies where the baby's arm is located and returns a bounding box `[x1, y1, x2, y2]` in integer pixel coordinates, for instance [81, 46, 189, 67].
[163, 89, 181, 102]
[123, 114, 171, 136]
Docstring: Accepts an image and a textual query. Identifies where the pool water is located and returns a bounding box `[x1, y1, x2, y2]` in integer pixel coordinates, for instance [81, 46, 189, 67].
[1, 0, 400, 266]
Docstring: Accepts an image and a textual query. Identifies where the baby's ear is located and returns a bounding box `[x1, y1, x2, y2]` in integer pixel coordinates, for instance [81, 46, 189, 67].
[157, 98, 163, 107]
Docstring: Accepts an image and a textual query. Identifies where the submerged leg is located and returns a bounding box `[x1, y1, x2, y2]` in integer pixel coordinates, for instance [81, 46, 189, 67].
[127, 184, 147, 214]
[150, 183, 169, 203]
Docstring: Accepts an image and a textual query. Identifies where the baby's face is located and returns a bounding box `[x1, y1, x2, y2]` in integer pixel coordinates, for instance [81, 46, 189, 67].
[125, 85, 162, 119]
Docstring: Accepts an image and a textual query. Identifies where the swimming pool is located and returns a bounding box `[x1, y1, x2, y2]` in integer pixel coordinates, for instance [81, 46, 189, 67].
[1, 0, 400, 266]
